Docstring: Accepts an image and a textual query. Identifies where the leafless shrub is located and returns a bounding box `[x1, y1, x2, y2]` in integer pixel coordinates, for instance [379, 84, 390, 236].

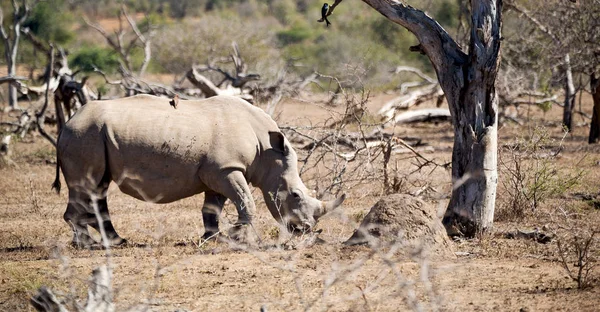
[281, 78, 447, 199]
[498, 126, 583, 220]
[550, 207, 599, 290]
[557, 230, 599, 289]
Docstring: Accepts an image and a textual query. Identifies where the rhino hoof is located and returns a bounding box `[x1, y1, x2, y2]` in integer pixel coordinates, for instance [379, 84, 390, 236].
[110, 238, 128, 247]
[70, 234, 98, 249]
[201, 231, 222, 242]
[227, 224, 258, 247]
[71, 241, 102, 250]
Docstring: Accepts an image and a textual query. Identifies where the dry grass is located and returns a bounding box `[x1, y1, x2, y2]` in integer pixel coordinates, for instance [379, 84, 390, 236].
[1, 93, 600, 311]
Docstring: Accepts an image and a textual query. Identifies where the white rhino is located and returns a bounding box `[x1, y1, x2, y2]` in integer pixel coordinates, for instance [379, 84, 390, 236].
[53, 94, 345, 247]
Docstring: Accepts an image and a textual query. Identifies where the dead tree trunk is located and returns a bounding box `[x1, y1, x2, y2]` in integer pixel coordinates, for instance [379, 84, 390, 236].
[562, 54, 576, 131]
[443, 0, 501, 236]
[339, 0, 502, 236]
[589, 73, 600, 144]
[0, 1, 31, 110]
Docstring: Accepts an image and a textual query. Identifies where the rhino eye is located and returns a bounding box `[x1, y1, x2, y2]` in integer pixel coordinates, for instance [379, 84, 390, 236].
[291, 190, 302, 199]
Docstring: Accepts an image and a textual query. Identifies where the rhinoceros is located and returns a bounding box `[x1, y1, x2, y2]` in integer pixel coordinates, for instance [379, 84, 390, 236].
[52, 94, 345, 247]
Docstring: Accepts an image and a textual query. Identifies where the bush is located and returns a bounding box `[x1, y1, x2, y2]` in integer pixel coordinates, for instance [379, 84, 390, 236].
[152, 14, 283, 79]
[70, 46, 121, 73]
[557, 229, 599, 289]
[497, 126, 583, 220]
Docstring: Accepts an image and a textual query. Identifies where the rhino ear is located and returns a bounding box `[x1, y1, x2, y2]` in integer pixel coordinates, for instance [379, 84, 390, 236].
[269, 131, 289, 155]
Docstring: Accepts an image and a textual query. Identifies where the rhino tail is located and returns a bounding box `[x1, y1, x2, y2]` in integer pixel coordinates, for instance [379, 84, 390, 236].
[52, 153, 61, 194]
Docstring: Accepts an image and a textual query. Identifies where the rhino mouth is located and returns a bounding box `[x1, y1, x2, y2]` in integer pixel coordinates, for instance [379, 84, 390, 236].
[287, 222, 312, 234]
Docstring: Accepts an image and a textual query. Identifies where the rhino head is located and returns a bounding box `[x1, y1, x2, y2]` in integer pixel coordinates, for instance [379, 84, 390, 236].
[257, 132, 346, 232]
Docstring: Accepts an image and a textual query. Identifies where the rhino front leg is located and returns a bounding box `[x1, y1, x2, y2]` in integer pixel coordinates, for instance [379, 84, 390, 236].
[201, 191, 227, 240]
[203, 170, 257, 243]
[203, 170, 256, 224]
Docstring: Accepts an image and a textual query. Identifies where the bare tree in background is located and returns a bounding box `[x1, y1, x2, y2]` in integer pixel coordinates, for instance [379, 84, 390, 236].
[504, 0, 600, 137]
[325, 0, 502, 236]
[0, 0, 34, 110]
[83, 5, 154, 80]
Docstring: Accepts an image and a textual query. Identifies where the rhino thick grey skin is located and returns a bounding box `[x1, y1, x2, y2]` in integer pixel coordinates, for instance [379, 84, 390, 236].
[53, 94, 345, 247]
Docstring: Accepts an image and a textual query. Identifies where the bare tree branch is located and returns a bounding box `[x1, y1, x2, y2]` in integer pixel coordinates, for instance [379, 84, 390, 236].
[122, 5, 153, 77]
[0, 75, 27, 84]
[505, 0, 560, 44]
[361, 0, 468, 78]
[390, 66, 436, 84]
[36, 45, 56, 147]
[186, 67, 220, 97]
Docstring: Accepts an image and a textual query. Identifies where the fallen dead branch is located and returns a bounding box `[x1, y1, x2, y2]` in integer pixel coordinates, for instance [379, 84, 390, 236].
[35, 45, 56, 147]
[379, 84, 444, 121]
[0, 46, 59, 152]
[376, 66, 445, 123]
[31, 266, 115, 312]
[390, 65, 437, 93]
[504, 228, 553, 244]
[194, 42, 261, 89]
[186, 67, 220, 97]
[390, 108, 451, 125]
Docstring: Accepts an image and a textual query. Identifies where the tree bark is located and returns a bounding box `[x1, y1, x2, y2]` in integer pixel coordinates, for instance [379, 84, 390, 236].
[443, 0, 501, 237]
[7, 63, 18, 109]
[589, 74, 600, 144]
[562, 54, 576, 131]
[359, 0, 502, 236]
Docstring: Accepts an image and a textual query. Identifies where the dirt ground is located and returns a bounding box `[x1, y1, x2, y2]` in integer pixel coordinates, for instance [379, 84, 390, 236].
[1, 93, 599, 311]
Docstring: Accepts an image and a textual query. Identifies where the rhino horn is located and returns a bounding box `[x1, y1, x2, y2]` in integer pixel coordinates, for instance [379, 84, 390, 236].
[316, 194, 346, 219]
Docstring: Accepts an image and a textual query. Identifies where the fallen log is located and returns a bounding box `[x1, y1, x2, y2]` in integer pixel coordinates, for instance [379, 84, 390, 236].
[186, 68, 254, 102]
[186, 67, 220, 97]
[504, 229, 553, 244]
[393, 145, 435, 154]
[378, 84, 444, 120]
[390, 108, 451, 125]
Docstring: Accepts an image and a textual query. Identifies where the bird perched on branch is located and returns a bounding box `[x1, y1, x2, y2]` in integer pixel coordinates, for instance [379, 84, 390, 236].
[318, 3, 331, 27]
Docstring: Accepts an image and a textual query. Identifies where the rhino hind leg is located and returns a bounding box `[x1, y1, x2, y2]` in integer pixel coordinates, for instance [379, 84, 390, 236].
[64, 188, 125, 248]
[87, 197, 127, 246]
[201, 191, 227, 241]
[64, 202, 97, 248]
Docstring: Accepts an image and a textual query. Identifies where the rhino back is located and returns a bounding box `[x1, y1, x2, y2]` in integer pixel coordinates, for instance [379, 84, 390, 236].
[61, 95, 278, 203]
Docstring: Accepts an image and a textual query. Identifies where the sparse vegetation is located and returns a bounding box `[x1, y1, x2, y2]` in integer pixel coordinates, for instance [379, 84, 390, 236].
[498, 126, 584, 220]
[70, 46, 120, 73]
[0, 0, 599, 311]
[557, 230, 598, 289]
[551, 206, 599, 289]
